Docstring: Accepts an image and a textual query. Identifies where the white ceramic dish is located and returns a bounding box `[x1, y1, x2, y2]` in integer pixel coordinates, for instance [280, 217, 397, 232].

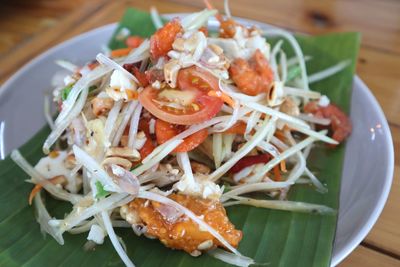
[0, 15, 394, 266]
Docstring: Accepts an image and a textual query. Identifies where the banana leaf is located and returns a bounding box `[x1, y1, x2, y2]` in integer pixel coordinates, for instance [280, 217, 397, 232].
[0, 8, 360, 267]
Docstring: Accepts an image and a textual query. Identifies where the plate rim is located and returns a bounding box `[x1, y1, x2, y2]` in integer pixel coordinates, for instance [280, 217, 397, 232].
[0, 16, 394, 267]
[333, 76, 394, 265]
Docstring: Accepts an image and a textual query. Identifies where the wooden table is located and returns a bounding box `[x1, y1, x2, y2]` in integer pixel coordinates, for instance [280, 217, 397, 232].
[0, 0, 399, 266]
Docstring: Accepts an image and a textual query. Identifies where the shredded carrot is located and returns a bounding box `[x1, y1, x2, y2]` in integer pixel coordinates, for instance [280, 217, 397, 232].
[126, 36, 144, 48]
[88, 62, 99, 70]
[223, 121, 247, 134]
[110, 47, 132, 58]
[49, 150, 59, 158]
[208, 90, 235, 107]
[126, 90, 139, 100]
[280, 160, 287, 173]
[28, 175, 66, 205]
[274, 130, 286, 142]
[273, 165, 282, 181]
[28, 184, 43, 205]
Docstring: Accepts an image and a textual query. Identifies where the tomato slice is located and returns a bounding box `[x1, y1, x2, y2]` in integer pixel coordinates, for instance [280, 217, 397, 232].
[139, 136, 155, 159]
[137, 118, 155, 159]
[177, 66, 220, 94]
[155, 119, 208, 153]
[230, 154, 272, 173]
[139, 66, 223, 125]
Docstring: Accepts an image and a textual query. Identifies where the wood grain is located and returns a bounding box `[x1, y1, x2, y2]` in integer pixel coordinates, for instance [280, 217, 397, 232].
[0, 0, 399, 265]
[364, 129, 400, 255]
[0, 0, 109, 81]
[0, 0, 198, 83]
[357, 48, 400, 126]
[0, 0, 87, 54]
[170, 0, 400, 54]
[339, 246, 400, 267]
[61, 0, 200, 41]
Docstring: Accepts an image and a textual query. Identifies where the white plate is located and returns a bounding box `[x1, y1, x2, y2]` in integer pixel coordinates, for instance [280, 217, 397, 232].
[0, 15, 394, 266]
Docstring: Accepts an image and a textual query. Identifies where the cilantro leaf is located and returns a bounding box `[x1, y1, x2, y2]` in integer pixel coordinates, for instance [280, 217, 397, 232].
[61, 85, 72, 101]
[95, 181, 110, 199]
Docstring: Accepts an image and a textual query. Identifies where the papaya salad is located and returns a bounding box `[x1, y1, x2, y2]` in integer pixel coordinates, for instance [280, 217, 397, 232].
[11, 1, 352, 267]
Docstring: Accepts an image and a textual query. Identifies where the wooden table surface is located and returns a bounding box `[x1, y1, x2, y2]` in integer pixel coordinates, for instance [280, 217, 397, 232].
[0, 0, 399, 266]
